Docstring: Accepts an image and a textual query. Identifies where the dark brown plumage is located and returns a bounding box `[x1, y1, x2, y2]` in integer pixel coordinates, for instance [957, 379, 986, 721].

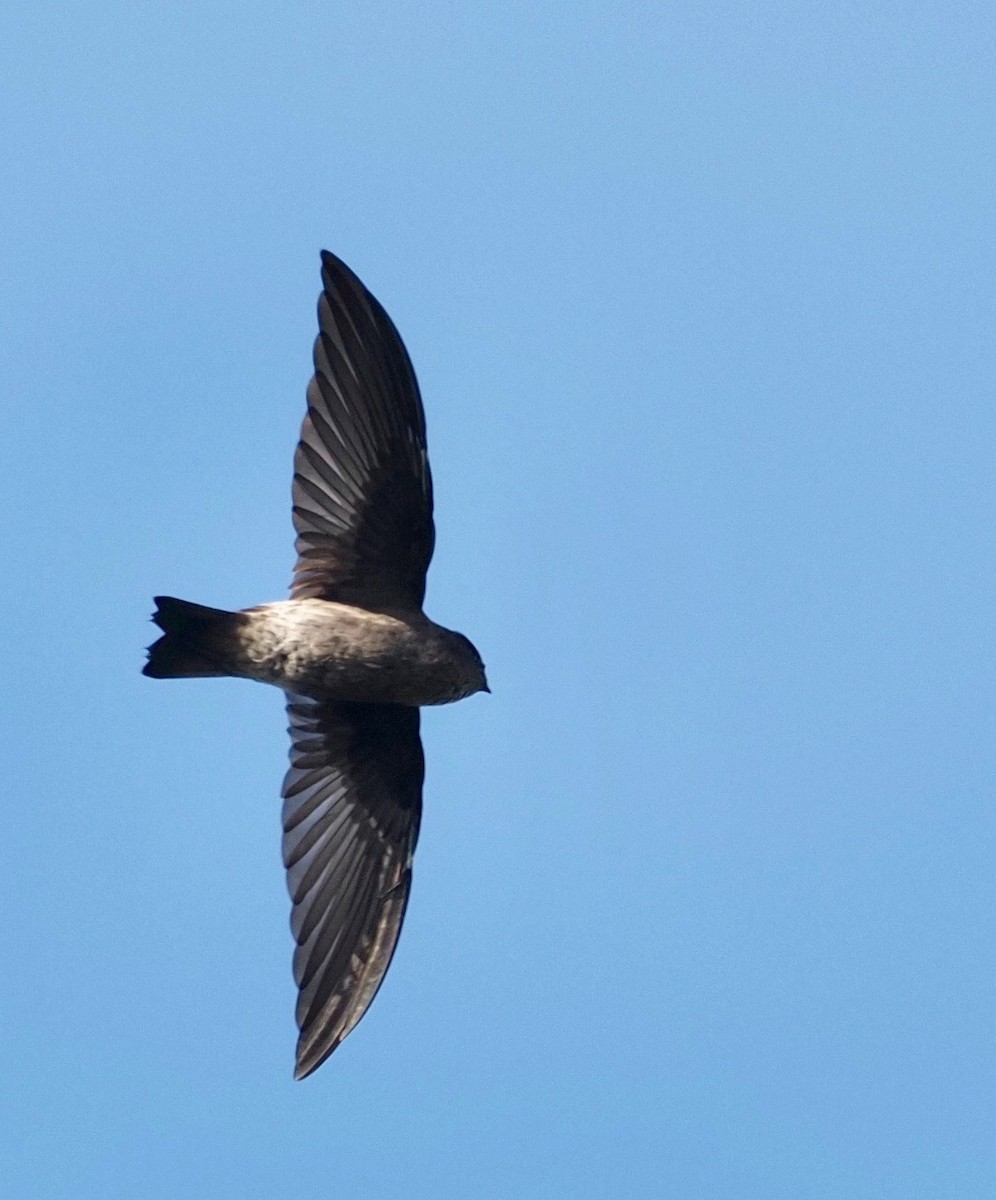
[144, 251, 487, 1079]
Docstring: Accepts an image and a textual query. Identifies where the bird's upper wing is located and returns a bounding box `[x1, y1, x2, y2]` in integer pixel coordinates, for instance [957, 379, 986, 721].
[281, 694, 424, 1079]
[290, 251, 435, 611]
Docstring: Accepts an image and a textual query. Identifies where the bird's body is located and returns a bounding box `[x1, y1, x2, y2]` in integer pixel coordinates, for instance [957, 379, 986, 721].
[144, 251, 487, 1078]
[154, 597, 484, 705]
[239, 600, 485, 705]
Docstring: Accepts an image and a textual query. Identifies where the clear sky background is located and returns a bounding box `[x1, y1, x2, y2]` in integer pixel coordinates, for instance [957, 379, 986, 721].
[1, 3, 994, 1197]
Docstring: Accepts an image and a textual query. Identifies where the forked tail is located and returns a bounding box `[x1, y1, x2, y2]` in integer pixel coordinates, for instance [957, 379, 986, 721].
[143, 596, 245, 679]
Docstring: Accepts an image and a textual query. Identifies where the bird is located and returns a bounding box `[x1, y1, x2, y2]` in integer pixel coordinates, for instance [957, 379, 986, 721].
[144, 250, 489, 1079]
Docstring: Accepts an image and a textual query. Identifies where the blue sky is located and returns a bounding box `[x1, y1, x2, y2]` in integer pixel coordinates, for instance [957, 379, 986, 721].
[2, 3, 994, 1196]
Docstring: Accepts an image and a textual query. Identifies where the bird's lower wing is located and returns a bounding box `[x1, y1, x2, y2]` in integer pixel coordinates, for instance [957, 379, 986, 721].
[282, 695, 424, 1079]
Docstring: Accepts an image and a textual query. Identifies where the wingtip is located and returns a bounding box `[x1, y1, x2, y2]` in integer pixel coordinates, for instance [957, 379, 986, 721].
[319, 248, 347, 276]
[293, 1042, 336, 1081]
[319, 249, 370, 297]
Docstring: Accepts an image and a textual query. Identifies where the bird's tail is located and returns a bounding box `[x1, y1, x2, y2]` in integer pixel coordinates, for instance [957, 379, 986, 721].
[143, 596, 246, 679]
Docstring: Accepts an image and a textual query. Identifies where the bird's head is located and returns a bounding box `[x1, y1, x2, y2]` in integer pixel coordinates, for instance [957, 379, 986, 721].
[447, 629, 490, 697]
